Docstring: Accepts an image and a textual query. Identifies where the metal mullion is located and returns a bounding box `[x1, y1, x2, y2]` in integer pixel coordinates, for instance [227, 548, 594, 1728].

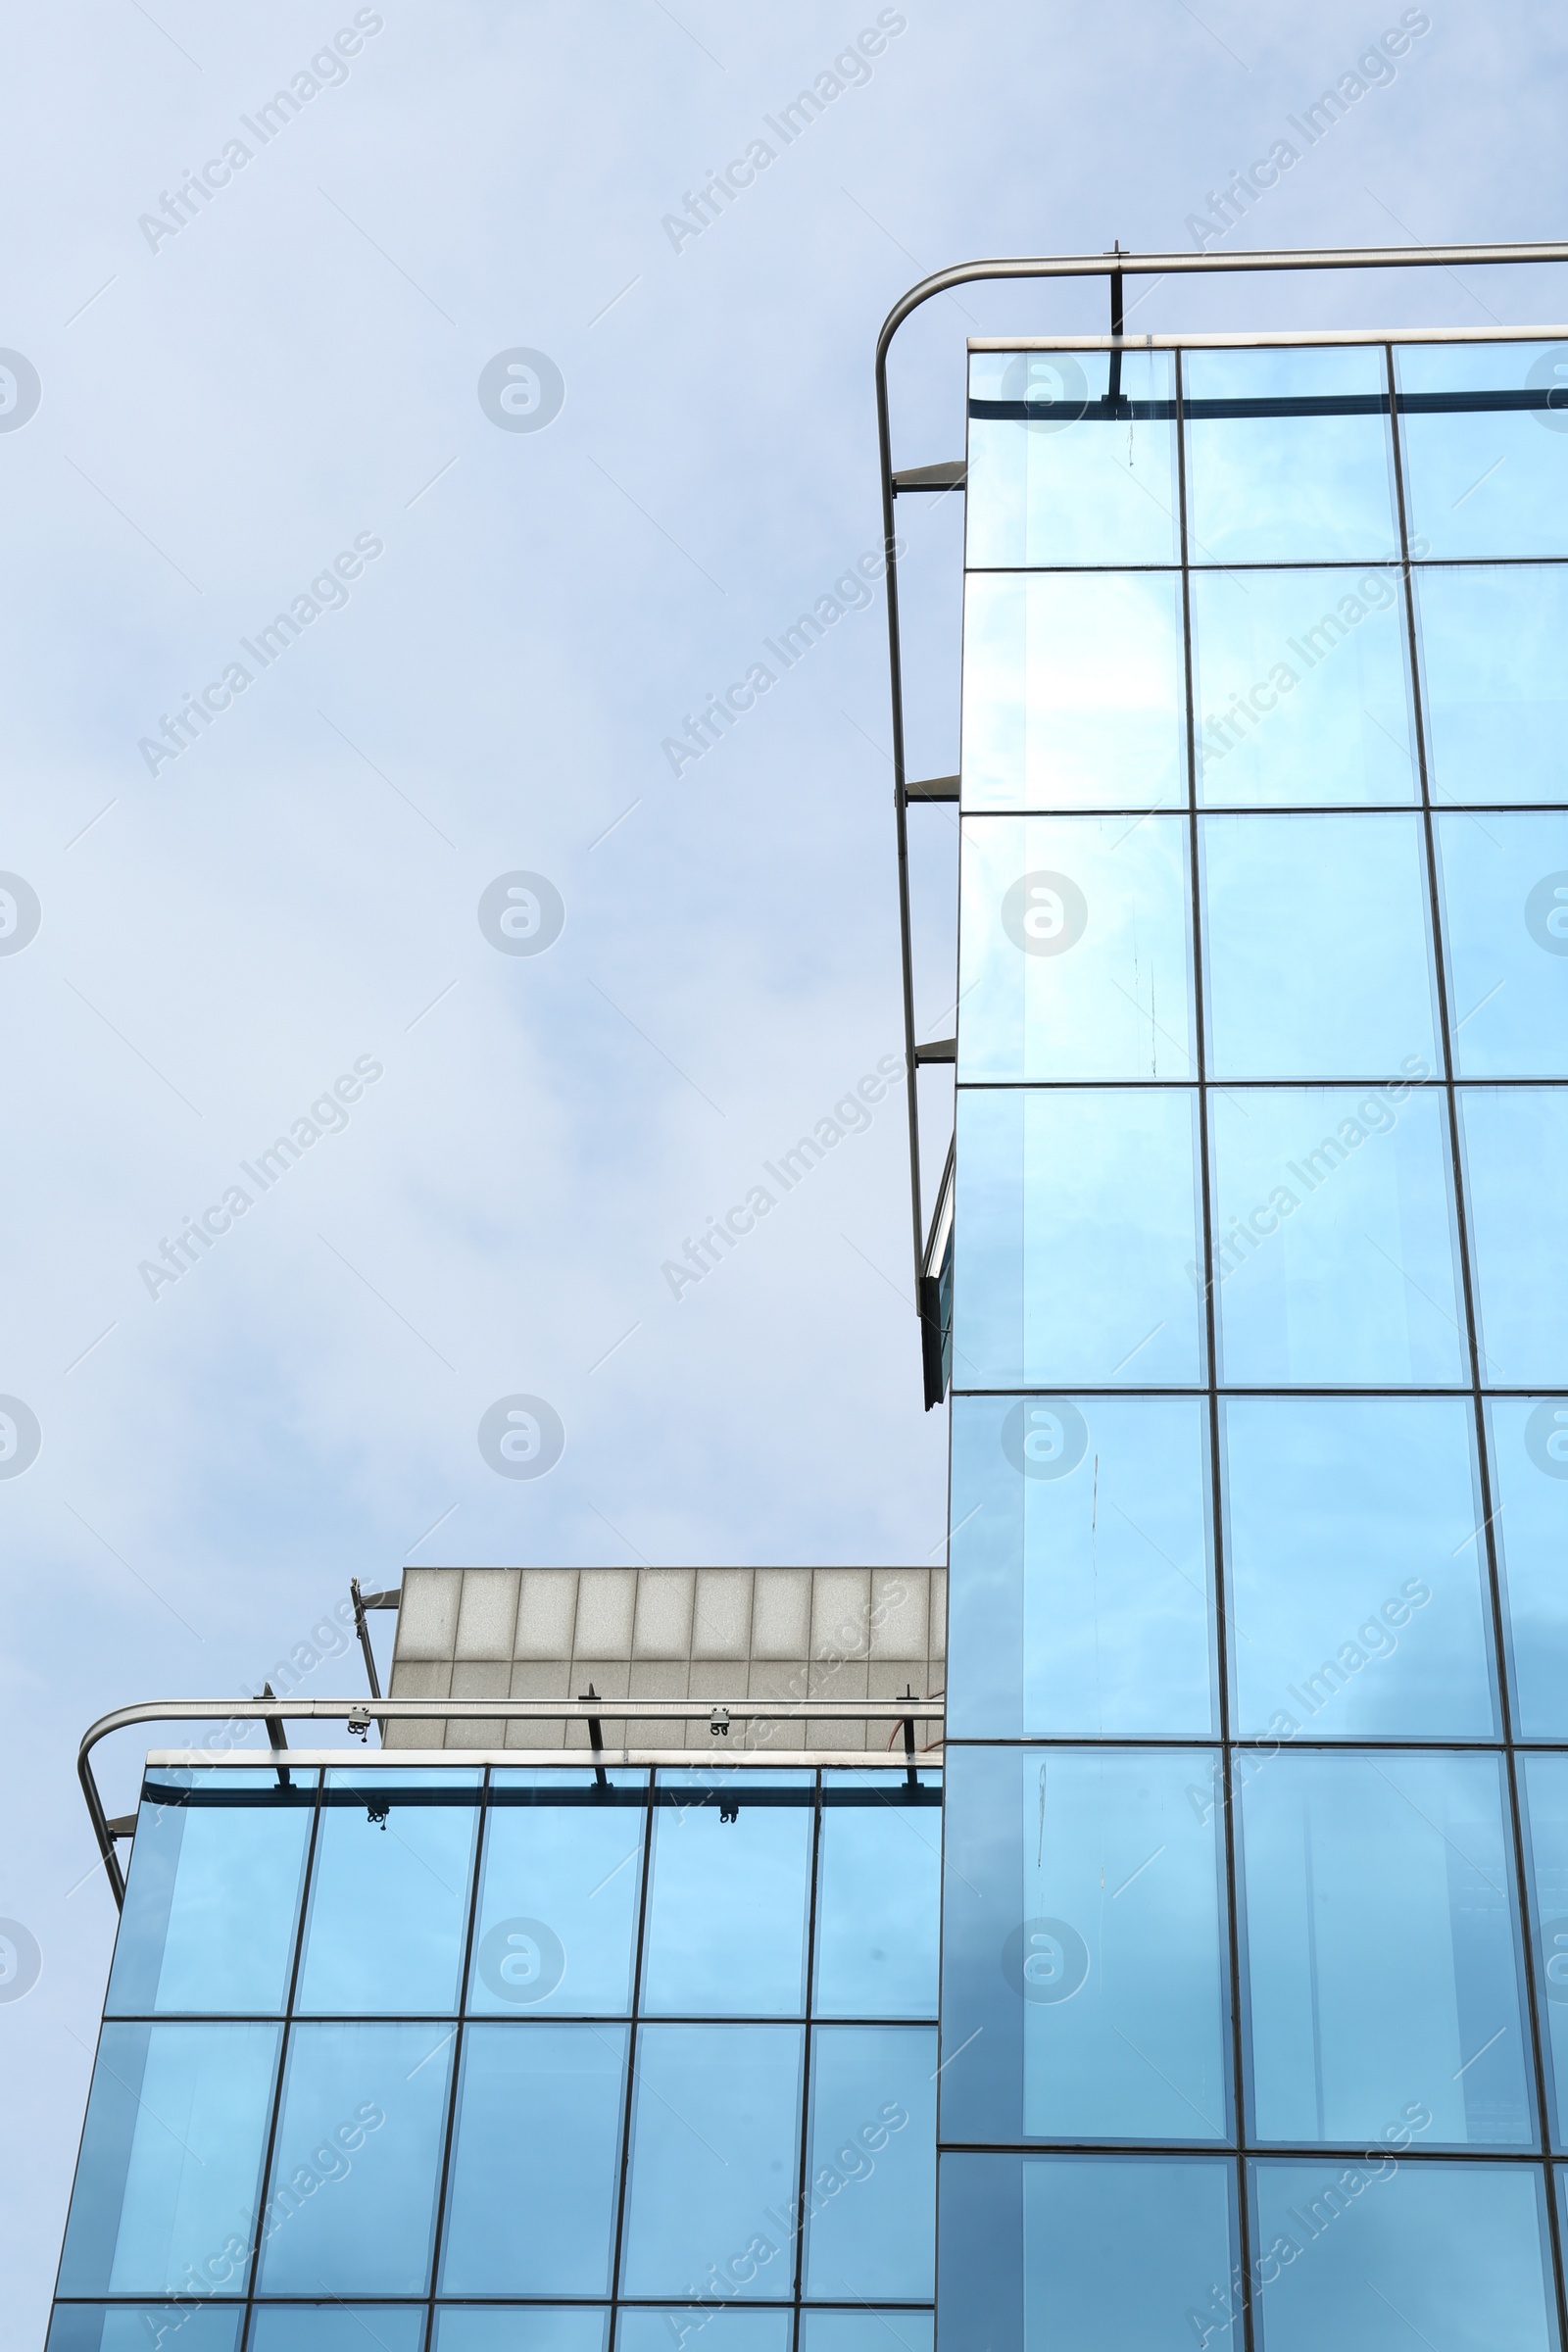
[1386, 333, 1568, 2345]
[609, 1777, 659, 2336]
[918, 1735, 1515, 1751]
[241, 1775, 323, 2325]
[979, 323, 1568, 351]
[1177, 342, 1253, 2349]
[1387, 334, 1495, 1486]
[980, 551, 1568, 570]
[939, 1076, 1568, 1090]
[933, 1377, 957, 2348]
[939, 2135, 1559, 2160]
[961, 804, 1568, 818]
[1388, 318, 1543, 2070]
[951, 1377, 1544, 1396]
[1508, 1741, 1566, 2185]
[421, 1770, 491, 2351]
[793, 1772, 826, 2334]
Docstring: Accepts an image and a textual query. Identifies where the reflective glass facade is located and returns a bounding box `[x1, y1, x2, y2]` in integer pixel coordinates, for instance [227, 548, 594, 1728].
[50, 1762, 939, 2351]
[946, 334, 1568, 2350]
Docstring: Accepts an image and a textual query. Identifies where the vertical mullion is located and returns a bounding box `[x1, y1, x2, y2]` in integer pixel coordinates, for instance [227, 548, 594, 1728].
[1514, 1743, 1568, 2352]
[794, 1769, 826, 2327]
[1387, 339, 1508, 1690]
[421, 1769, 490, 2351]
[1388, 336, 1567, 2347]
[243, 1772, 323, 2327]
[610, 1771, 659, 2332]
[1177, 345, 1252, 2350]
[1388, 341, 1491, 1418]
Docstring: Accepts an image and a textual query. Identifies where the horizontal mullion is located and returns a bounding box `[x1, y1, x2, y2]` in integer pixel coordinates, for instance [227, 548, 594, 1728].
[957, 802, 1568, 814]
[102, 2008, 938, 2027]
[954, 1078, 1568, 1090]
[941, 1736, 1518, 1752]
[958, 803, 1568, 814]
[962, 555, 1568, 573]
[936, 2138, 1552, 2162]
[50, 2296, 940, 2314]
[951, 1383, 1478, 1396]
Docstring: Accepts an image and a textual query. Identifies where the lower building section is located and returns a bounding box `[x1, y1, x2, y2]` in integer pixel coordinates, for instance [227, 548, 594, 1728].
[50, 1761, 941, 2352]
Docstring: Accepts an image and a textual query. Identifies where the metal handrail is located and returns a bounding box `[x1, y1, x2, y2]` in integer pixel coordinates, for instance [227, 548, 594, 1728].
[78, 1693, 947, 1904]
[876, 238, 1568, 1403]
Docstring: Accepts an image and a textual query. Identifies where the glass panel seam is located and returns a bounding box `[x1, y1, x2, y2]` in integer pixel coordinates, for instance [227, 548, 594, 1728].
[242, 1776, 323, 2303]
[421, 1768, 490, 2340]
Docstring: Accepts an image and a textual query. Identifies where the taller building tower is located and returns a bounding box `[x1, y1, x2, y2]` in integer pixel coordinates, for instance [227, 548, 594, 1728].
[884, 244, 1568, 2352]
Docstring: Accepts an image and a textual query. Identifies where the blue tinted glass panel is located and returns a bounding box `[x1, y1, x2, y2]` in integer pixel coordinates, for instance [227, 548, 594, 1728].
[941, 1747, 1230, 2144]
[1398, 340, 1568, 558]
[1184, 347, 1396, 563]
[954, 1088, 1204, 1389]
[1416, 564, 1568, 806]
[1209, 1082, 1464, 1385]
[619, 2024, 803, 2299]
[799, 2318, 933, 2352]
[1491, 1397, 1568, 1737]
[936, 2152, 1235, 2352]
[1240, 1750, 1533, 2147]
[246, 2315, 425, 2351]
[470, 1773, 644, 2016]
[256, 2022, 453, 2295]
[439, 2022, 626, 2294]
[960, 572, 1187, 812]
[1223, 1397, 1495, 1740]
[296, 1773, 479, 2015]
[1191, 564, 1415, 806]
[46, 2312, 242, 2352]
[107, 1771, 313, 2016]
[948, 1395, 1214, 1740]
[642, 1774, 811, 2017]
[958, 814, 1193, 1080]
[1439, 811, 1568, 1075]
[435, 2316, 610, 2352]
[1462, 1089, 1568, 1386]
[966, 348, 1179, 567]
[1521, 1756, 1568, 2138]
[616, 2318, 790, 2352]
[1250, 2157, 1556, 2351]
[1201, 814, 1437, 1078]
[804, 2026, 936, 2300]
[814, 1776, 941, 2019]
[55, 2021, 278, 2295]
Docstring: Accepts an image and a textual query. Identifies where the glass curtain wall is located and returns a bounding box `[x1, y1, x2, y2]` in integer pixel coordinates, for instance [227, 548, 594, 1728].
[49, 1761, 940, 2352]
[944, 333, 1568, 2352]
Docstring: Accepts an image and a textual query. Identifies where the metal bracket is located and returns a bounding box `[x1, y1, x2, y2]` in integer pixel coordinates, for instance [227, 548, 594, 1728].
[580, 1684, 608, 1790]
[892, 461, 966, 493]
[260, 1685, 291, 1789]
[349, 1577, 397, 1738]
[919, 1135, 956, 1411]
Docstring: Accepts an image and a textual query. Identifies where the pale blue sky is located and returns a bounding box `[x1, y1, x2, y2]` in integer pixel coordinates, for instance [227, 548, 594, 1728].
[4, 0, 1567, 2331]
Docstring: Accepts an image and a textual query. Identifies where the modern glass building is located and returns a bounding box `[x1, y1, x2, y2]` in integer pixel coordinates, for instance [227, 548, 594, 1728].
[917, 300, 1568, 2348]
[53, 246, 1568, 2352]
[49, 1750, 941, 2349]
